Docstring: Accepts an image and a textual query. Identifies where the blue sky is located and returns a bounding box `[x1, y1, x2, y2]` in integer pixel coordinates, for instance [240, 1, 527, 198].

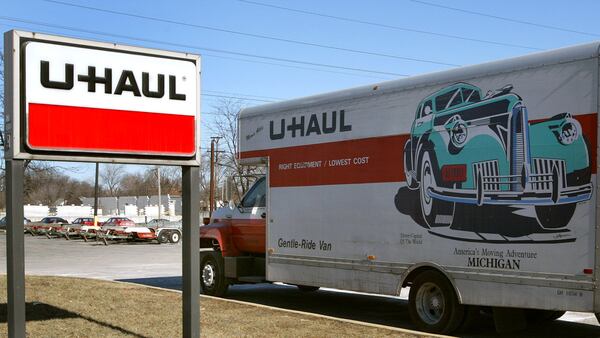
[2, 0, 600, 180]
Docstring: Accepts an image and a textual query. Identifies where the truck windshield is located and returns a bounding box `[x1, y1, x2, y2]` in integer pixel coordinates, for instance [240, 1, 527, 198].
[240, 177, 266, 208]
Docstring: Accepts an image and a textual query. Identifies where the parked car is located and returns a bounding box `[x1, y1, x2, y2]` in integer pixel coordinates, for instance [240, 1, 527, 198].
[40, 217, 69, 224]
[26, 217, 69, 235]
[72, 217, 94, 226]
[147, 218, 170, 226]
[101, 217, 135, 231]
[64, 217, 101, 237]
[403, 82, 592, 229]
[0, 216, 31, 230]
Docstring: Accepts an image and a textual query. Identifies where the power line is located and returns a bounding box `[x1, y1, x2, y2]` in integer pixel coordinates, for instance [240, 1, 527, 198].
[409, 0, 600, 38]
[0, 22, 393, 79]
[202, 93, 275, 102]
[203, 90, 283, 101]
[201, 52, 394, 80]
[237, 0, 542, 51]
[0, 16, 407, 77]
[44, 0, 460, 67]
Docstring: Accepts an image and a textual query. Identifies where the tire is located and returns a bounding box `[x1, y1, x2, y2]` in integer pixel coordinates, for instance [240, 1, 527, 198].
[296, 285, 319, 292]
[408, 270, 464, 334]
[535, 204, 576, 229]
[157, 231, 169, 244]
[169, 230, 181, 244]
[200, 251, 229, 297]
[419, 152, 455, 227]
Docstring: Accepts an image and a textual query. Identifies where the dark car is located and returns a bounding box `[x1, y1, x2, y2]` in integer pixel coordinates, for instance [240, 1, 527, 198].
[147, 218, 170, 226]
[0, 216, 31, 230]
[40, 217, 69, 224]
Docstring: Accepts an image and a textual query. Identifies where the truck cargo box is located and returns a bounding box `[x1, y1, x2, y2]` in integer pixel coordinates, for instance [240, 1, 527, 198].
[235, 42, 600, 333]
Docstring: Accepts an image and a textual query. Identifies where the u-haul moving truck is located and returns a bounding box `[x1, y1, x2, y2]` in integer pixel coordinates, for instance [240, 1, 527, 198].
[202, 42, 600, 333]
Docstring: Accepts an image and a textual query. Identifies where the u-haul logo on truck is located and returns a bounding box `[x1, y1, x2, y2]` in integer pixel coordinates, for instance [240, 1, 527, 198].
[269, 110, 352, 140]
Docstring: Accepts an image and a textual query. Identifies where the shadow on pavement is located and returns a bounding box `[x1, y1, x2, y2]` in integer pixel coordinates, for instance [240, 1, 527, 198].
[118, 276, 182, 290]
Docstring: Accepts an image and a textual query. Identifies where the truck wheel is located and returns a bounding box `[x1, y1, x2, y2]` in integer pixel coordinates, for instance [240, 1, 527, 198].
[419, 152, 455, 227]
[157, 231, 169, 244]
[200, 251, 228, 297]
[168, 230, 181, 244]
[296, 285, 319, 292]
[409, 270, 464, 334]
[535, 204, 576, 229]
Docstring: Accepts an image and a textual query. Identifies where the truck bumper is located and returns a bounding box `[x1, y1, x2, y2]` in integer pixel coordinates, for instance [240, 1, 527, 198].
[428, 183, 592, 206]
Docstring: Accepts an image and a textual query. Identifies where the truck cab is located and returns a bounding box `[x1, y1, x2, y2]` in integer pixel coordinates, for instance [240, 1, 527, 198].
[199, 177, 268, 296]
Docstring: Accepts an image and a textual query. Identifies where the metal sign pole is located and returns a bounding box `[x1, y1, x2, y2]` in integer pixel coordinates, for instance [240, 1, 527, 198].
[182, 165, 200, 338]
[6, 159, 26, 337]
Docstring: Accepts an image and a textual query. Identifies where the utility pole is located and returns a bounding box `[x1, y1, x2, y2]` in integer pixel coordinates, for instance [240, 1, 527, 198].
[94, 162, 99, 226]
[222, 177, 227, 204]
[209, 140, 215, 216]
[209, 136, 222, 216]
[157, 166, 161, 220]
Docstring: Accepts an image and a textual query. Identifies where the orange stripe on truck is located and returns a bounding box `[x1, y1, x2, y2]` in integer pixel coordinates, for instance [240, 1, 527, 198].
[240, 134, 409, 187]
[241, 113, 598, 188]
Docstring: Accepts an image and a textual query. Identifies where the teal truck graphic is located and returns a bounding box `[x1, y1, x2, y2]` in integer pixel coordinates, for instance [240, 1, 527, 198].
[403, 83, 592, 229]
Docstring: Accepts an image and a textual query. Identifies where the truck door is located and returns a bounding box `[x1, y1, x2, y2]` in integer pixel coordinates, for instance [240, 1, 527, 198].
[230, 177, 267, 254]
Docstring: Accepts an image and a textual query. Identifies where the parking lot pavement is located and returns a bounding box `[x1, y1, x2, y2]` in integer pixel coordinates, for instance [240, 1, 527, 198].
[0, 234, 181, 280]
[1, 234, 599, 336]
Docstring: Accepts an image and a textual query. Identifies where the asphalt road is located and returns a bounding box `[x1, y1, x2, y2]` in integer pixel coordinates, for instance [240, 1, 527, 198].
[1, 234, 599, 337]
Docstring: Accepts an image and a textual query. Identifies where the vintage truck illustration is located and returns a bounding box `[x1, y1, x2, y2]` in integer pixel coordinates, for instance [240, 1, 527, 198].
[403, 83, 593, 229]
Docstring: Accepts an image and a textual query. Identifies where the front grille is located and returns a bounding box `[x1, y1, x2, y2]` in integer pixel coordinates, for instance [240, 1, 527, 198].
[473, 160, 500, 191]
[510, 105, 528, 191]
[530, 158, 566, 191]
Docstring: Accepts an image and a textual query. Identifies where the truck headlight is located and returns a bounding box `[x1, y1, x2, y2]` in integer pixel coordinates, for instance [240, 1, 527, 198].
[557, 119, 580, 145]
[450, 120, 468, 148]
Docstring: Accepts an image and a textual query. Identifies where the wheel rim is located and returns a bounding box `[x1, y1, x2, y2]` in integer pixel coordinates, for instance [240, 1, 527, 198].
[415, 282, 445, 325]
[172, 233, 180, 242]
[202, 262, 216, 288]
[421, 156, 433, 216]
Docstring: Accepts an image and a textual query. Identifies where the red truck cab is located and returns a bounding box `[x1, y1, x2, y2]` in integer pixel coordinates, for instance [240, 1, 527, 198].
[199, 177, 267, 295]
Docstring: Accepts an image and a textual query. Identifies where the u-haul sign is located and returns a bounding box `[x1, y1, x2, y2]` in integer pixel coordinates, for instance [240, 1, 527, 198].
[4, 30, 200, 165]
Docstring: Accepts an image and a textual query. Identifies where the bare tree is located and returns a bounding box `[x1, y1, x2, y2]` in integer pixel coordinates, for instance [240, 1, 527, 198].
[119, 172, 147, 196]
[159, 166, 182, 195]
[208, 99, 265, 202]
[100, 164, 125, 197]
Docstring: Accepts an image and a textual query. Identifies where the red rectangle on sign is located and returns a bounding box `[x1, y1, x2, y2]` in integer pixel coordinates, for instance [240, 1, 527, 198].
[27, 103, 196, 156]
